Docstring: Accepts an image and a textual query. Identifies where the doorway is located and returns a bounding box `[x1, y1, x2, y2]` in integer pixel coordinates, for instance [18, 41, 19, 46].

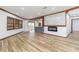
[34, 17, 44, 33]
[28, 22, 35, 33]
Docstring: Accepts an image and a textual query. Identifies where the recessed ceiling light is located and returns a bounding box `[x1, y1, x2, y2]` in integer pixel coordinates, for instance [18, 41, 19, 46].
[51, 7, 55, 10]
[21, 7, 25, 10]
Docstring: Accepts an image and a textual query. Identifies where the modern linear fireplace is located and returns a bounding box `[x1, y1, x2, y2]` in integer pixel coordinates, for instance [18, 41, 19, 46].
[48, 26, 57, 32]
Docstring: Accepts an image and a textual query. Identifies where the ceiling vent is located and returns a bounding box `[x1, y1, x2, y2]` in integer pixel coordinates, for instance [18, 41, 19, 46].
[43, 7, 47, 9]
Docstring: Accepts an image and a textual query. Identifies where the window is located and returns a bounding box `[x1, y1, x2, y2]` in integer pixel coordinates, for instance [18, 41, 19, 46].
[7, 16, 23, 30]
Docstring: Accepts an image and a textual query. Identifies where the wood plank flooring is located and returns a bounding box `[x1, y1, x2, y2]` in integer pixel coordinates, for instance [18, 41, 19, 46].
[0, 32, 79, 52]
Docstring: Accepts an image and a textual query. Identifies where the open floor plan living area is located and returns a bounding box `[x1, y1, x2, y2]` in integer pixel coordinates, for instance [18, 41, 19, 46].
[0, 6, 79, 52]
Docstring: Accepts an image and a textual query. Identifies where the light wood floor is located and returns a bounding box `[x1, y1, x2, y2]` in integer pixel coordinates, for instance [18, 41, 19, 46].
[0, 32, 79, 52]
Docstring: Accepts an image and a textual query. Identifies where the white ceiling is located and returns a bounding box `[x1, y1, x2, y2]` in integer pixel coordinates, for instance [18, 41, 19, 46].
[0, 6, 74, 19]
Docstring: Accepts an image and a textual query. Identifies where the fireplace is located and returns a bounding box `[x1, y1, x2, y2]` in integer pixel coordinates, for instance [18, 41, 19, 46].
[48, 26, 57, 32]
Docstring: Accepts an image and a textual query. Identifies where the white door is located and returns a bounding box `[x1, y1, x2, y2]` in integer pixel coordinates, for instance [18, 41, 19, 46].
[72, 19, 79, 32]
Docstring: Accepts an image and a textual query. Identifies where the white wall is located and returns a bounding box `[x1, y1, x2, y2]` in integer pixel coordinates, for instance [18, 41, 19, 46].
[44, 12, 66, 25]
[0, 10, 23, 39]
[44, 12, 70, 37]
[23, 20, 29, 32]
[68, 8, 79, 17]
[68, 8, 79, 20]
[66, 14, 71, 35]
